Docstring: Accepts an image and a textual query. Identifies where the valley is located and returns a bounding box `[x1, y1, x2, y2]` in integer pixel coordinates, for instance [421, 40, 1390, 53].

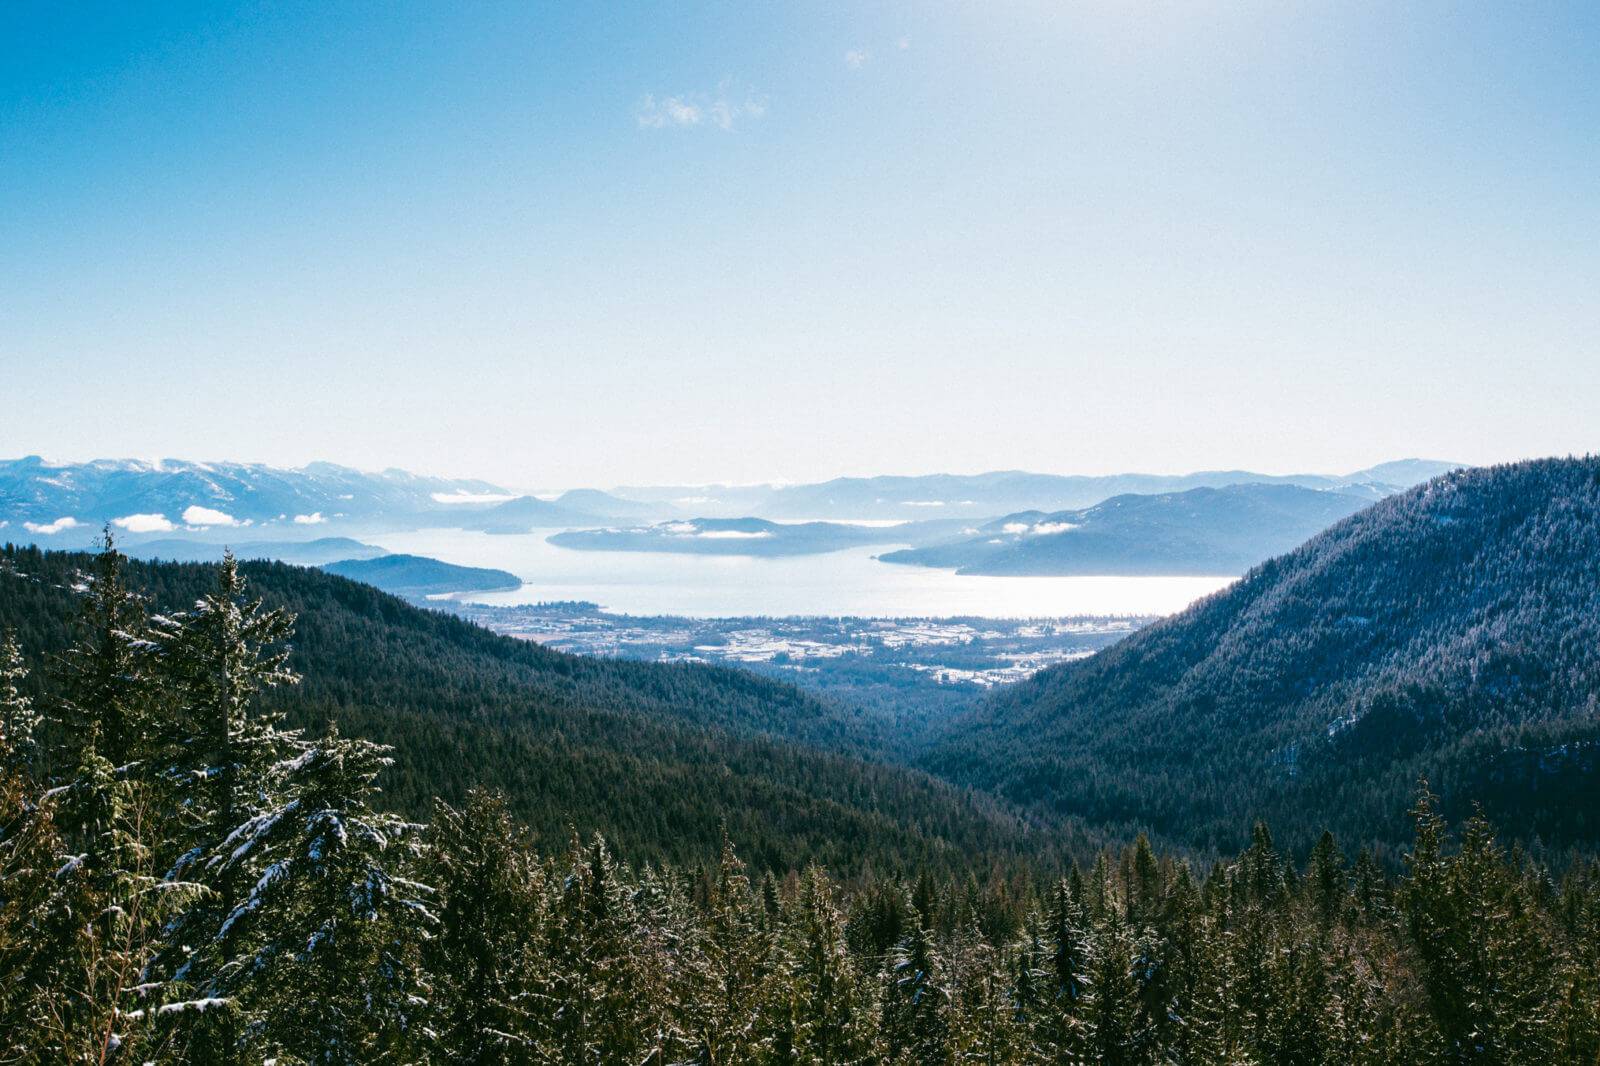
[444, 600, 1146, 723]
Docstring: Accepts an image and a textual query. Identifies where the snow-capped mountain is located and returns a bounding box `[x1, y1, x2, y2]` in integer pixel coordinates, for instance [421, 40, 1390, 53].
[0, 456, 511, 537]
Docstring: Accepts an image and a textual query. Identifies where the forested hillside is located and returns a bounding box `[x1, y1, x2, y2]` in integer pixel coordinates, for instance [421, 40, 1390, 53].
[318, 552, 521, 597]
[0, 542, 1045, 873]
[2, 553, 1596, 1061]
[926, 457, 1600, 857]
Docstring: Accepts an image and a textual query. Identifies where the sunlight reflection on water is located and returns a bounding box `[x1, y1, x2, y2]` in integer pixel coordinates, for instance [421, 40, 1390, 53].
[372, 529, 1236, 619]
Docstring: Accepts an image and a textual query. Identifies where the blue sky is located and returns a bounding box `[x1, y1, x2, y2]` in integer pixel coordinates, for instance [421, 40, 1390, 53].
[3, 2, 1596, 489]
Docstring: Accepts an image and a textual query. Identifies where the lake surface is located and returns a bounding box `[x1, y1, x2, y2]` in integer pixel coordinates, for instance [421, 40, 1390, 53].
[372, 528, 1236, 618]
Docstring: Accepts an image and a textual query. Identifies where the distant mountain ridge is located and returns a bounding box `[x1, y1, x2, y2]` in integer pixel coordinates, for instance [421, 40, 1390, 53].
[880, 483, 1373, 576]
[552, 488, 662, 519]
[608, 461, 1462, 520]
[456, 494, 614, 533]
[3, 455, 1462, 534]
[0, 455, 509, 533]
[923, 457, 1600, 855]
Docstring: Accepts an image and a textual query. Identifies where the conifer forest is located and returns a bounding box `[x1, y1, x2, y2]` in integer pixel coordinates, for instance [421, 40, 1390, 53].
[3, 539, 1598, 1063]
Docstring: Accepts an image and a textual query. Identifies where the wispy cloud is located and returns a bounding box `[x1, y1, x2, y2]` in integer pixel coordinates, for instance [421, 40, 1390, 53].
[637, 82, 766, 131]
[293, 512, 326, 525]
[637, 95, 701, 128]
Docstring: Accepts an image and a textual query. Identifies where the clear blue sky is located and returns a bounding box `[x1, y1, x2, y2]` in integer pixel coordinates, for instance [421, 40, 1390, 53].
[3, 2, 1596, 489]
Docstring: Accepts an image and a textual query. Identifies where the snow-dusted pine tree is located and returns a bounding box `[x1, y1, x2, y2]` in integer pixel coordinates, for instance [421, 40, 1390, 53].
[53, 530, 163, 776]
[422, 788, 543, 1064]
[209, 725, 432, 1064]
[0, 630, 42, 773]
[780, 865, 879, 1061]
[151, 552, 302, 1061]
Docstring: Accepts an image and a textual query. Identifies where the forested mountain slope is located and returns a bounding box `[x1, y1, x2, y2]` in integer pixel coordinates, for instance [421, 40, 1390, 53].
[0, 544, 1047, 872]
[318, 552, 521, 597]
[925, 457, 1600, 857]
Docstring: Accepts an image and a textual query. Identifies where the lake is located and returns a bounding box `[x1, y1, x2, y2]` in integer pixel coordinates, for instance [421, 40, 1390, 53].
[370, 528, 1236, 618]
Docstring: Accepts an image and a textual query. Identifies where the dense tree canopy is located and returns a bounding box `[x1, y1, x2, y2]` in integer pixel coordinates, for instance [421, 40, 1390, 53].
[1, 539, 1053, 877]
[927, 457, 1600, 858]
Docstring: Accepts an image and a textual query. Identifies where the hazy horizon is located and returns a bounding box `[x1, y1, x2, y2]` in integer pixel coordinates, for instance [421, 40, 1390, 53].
[0, 449, 1483, 497]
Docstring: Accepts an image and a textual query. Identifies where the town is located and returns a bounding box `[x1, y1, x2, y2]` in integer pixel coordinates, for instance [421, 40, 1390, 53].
[443, 600, 1148, 717]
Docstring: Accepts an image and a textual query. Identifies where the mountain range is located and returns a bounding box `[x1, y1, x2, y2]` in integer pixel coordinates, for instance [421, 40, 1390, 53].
[880, 483, 1375, 575]
[2, 456, 1462, 541]
[0, 456, 511, 534]
[615, 460, 1460, 520]
[451, 493, 620, 533]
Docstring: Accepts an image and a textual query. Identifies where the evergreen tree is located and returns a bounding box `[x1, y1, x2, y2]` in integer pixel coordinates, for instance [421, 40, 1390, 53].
[944, 924, 1023, 1064]
[0, 769, 85, 1061]
[630, 862, 700, 1062]
[1082, 907, 1154, 1066]
[0, 630, 42, 773]
[1126, 833, 1162, 926]
[882, 924, 948, 1064]
[1041, 875, 1090, 1056]
[36, 766, 208, 1063]
[692, 830, 774, 1061]
[52, 532, 161, 776]
[846, 877, 913, 959]
[1307, 829, 1346, 930]
[209, 726, 432, 1064]
[150, 553, 301, 1061]
[156, 552, 299, 861]
[423, 788, 542, 1064]
[1008, 912, 1054, 1061]
[541, 833, 654, 1062]
[781, 865, 877, 1063]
